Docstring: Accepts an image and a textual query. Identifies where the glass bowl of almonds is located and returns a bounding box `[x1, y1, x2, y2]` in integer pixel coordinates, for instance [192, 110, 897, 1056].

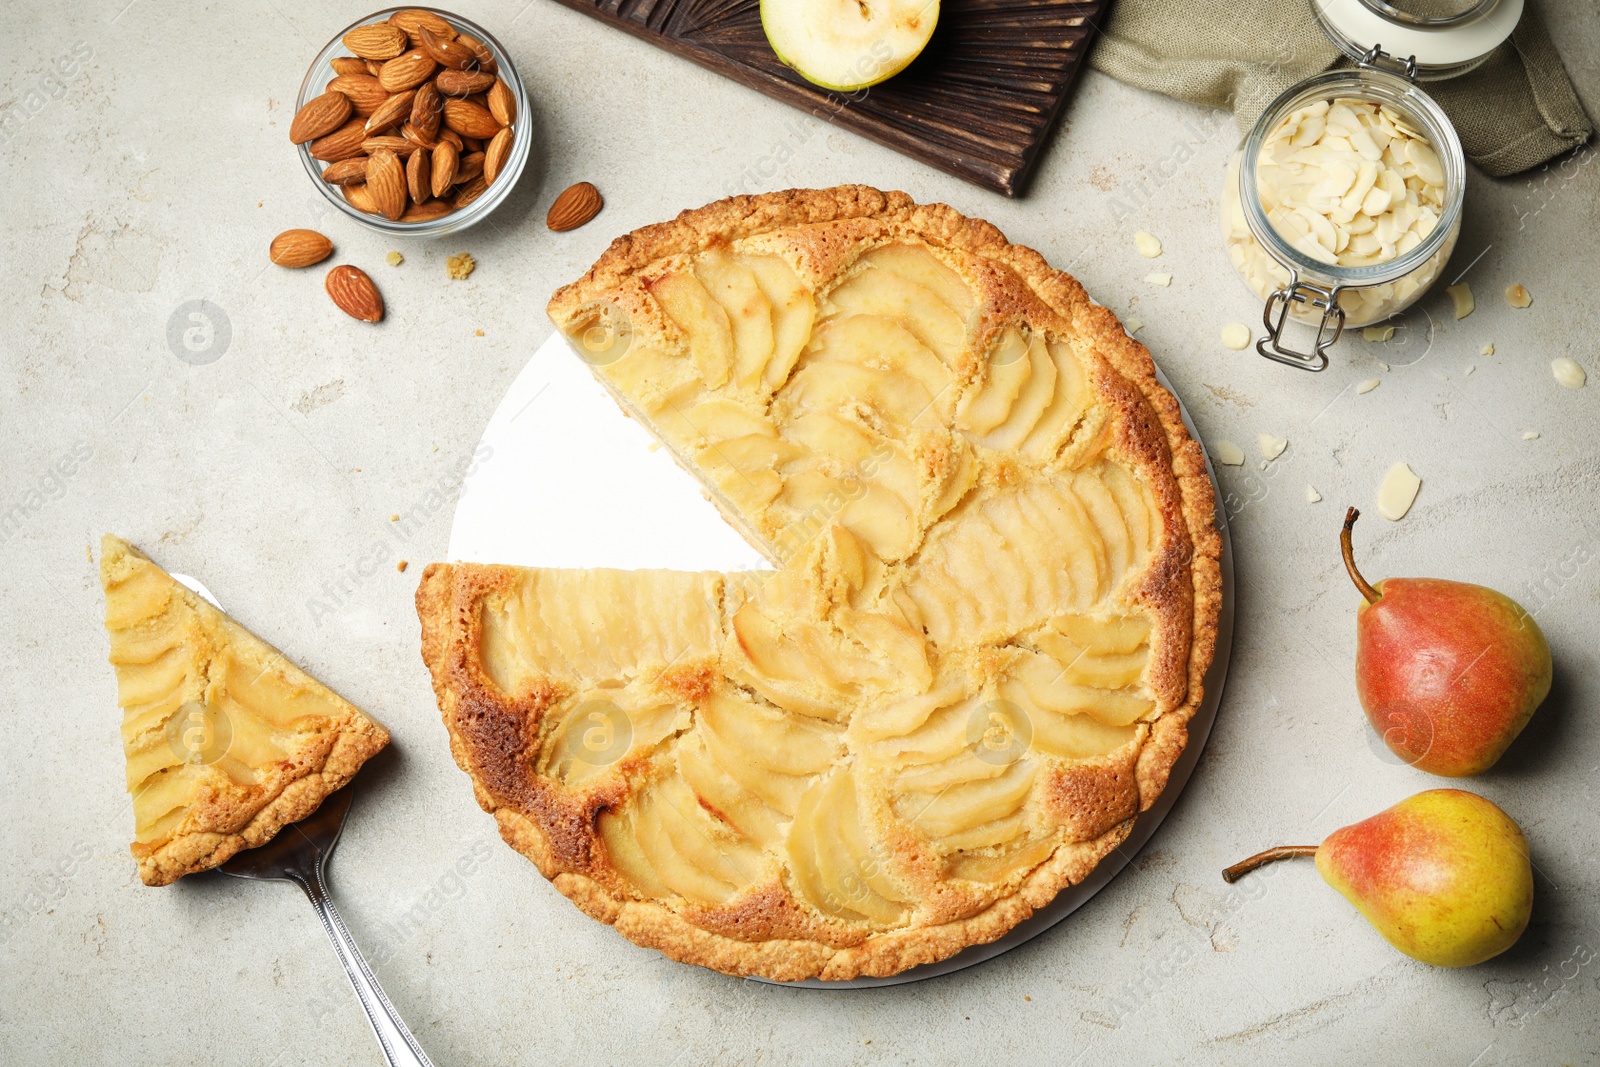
[291, 8, 530, 237]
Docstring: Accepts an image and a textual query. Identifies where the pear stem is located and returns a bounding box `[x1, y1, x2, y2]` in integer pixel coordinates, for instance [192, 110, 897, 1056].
[1222, 845, 1319, 883]
[1341, 507, 1381, 605]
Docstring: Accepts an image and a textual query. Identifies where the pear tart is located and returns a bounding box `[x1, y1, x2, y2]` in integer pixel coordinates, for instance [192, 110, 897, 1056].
[101, 536, 389, 886]
[418, 186, 1221, 979]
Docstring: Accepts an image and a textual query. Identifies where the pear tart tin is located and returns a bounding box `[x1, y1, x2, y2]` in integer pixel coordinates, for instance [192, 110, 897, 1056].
[417, 186, 1222, 980]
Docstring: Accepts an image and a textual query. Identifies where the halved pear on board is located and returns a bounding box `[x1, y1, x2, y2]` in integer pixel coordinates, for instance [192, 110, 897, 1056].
[761, 0, 939, 92]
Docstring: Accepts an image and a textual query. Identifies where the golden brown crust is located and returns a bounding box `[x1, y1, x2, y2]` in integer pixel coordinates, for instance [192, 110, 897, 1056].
[134, 718, 389, 886]
[423, 187, 1220, 979]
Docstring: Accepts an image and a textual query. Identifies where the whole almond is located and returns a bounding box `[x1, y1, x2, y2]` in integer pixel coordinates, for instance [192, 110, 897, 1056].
[452, 174, 489, 209]
[364, 89, 416, 135]
[290, 90, 353, 144]
[431, 142, 459, 196]
[455, 151, 485, 184]
[547, 182, 603, 232]
[361, 135, 420, 157]
[325, 265, 384, 322]
[442, 99, 499, 139]
[331, 57, 370, 77]
[456, 33, 497, 75]
[410, 81, 442, 141]
[435, 69, 495, 97]
[437, 127, 464, 150]
[390, 9, 456, 45]
[401, 200, 454, 222]
[328, 74, 387, 115]
[407, 147, 432, 205]
[321, 157, 370, 185]
[400, 121, 438, 151]
[418, 25, 478, 71]
[486, 78, 516, 127]
[365, 59, 385, 77]
[366, 148, 407, 221]
[459, 135, 483, 153]
[309, 118, 368, 162]
[379, 50, 438, 93]
[343, 182, 379, 213]
[343, 22, 408, 61]
[483, 127, 513, 185]
[269, 229, 334, 268]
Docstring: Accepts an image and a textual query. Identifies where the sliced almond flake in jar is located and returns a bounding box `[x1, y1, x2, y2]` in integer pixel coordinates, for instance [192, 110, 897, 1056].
[1291, 114, 1327, 147]
[1406, 139, 1444, 185]
[1447, 282, 1474, 319]
[1348, 125, 1383, 161]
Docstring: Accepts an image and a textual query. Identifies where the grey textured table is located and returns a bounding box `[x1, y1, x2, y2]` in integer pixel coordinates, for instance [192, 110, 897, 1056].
[2, 2, 1598, 1064]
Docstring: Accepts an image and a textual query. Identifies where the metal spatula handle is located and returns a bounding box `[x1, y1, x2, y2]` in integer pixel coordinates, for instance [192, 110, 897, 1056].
[295, 865, 433, 1067]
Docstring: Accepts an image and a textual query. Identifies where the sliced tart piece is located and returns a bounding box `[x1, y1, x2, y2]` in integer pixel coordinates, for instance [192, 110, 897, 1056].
[101, 535, 389, 886]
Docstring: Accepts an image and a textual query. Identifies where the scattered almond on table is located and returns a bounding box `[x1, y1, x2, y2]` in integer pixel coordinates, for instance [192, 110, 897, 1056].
[269, 229, 333, 268]
[547, 182, 604, 231]
[325, 265, 384, 322]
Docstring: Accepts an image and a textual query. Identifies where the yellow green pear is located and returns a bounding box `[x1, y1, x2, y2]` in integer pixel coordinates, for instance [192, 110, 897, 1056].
[1225, 789, 1533, 967]
[761, 0, 939, 92]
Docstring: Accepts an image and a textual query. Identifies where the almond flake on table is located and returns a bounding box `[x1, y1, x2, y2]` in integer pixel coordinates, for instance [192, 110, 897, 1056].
[1447, 282, 1474, 319]
[1305, 485, 1322, 503]
[1258, 433, 1288, 461]
[1522, 431, 1540, 440]
[1377, 462, 1421, 520]
[1134, 231, 1163, 258]
[1221, 323, 1252, 350]
[1124, 315, 1144, 335]
[1551, 358, 1586, 388]
[1213, 439, 1245, 466]
[1357, 378, 1380, 394]
[1480, 342, 1494, 356]
[1144, 272, 1172, 286]
[1363, 324, 1394, 342]
[1506, 283, 1532, 308]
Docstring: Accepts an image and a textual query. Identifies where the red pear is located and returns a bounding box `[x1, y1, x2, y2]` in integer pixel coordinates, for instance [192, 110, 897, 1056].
[1341, 509, 1551, 777]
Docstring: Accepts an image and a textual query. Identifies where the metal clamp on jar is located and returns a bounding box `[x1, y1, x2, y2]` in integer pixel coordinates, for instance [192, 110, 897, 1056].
[1220, 0, 1522, 370]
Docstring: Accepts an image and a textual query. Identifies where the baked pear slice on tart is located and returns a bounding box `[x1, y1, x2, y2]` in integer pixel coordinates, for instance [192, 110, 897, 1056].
[101, 535, 388, 886]
[417, 186, 1221, 980]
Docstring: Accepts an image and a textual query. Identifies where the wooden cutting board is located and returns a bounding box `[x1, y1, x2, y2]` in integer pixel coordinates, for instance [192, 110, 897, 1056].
[547, 0, 1109, 197]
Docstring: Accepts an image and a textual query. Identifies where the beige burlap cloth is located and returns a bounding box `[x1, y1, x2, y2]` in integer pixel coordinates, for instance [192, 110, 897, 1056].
[1088, 0, 1592, 176]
